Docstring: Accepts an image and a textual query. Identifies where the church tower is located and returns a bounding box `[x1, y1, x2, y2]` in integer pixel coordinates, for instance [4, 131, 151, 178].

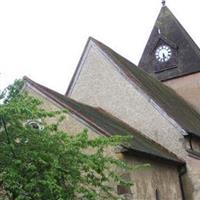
[139, 3, 200, 113]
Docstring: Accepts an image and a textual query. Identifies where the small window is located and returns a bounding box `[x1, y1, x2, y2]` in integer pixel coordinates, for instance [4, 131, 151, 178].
[117, 185, 131, 195]
[26, 120, 43, 130]
[117, 173, 132, 199]
[191, 138, 200, 152]
[186, 136, 200, 159]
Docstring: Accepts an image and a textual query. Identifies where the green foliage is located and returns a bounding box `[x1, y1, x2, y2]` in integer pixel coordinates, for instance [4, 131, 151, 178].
[1, 79, 25, 103]
[0, 80, 139, 200]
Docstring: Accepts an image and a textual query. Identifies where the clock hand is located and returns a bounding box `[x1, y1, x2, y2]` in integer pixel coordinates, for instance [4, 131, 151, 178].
[162, 53, 166, 59]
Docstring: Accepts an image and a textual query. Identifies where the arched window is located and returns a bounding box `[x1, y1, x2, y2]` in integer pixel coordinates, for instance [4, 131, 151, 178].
[26, 120, 43, 130]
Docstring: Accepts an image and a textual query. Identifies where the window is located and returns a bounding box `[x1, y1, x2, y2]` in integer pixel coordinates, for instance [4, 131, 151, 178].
[186, 136, 200, 159]
[26, 120, 43, 130]
[155, 189, 160, 200]
[117, 184, 131, 195]
[117, 173, 132, 199]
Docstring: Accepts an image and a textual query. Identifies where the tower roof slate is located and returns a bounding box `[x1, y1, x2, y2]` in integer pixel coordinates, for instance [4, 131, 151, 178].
[24, 76, 184, 166]
[138, 6, 200, 81]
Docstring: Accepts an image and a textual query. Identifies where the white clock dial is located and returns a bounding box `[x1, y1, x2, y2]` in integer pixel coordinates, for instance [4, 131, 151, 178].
[155, 45, 172, 63]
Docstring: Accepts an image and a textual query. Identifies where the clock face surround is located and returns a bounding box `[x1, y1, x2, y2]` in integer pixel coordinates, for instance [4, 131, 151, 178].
[155, 45, 172, 63]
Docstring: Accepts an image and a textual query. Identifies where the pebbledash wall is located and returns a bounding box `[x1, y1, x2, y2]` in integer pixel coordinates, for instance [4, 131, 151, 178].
[68, 43, 200, 200]
[24, 83, 183, 200]
[68, 43, 185, 157]
[164, 72, 200, 114]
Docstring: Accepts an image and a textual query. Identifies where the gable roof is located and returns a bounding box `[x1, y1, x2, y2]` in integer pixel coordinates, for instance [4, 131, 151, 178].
[138, 6, 200, 81]
[66, 37, 200, 139]
[24, 76, 184, 166]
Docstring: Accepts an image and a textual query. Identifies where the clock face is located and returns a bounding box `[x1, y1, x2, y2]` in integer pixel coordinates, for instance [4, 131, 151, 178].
[155, 45, 172, 63]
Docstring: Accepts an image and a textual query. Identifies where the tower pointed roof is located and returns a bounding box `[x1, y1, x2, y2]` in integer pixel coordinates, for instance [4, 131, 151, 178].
[139, 6, 200, 81]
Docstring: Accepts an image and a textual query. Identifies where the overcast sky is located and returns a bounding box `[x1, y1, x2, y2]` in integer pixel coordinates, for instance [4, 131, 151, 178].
[0, 0, 200, 94]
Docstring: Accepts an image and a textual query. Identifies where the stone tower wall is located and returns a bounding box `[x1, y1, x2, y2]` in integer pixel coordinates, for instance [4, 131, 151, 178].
[164, 72, 200, 114]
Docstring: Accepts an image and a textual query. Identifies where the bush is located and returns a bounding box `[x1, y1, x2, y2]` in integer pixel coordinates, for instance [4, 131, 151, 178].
[0, 80, 135, 200]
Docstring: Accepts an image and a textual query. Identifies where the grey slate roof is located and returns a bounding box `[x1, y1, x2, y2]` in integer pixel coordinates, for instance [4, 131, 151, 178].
[138, 6, 200, 81]
[67, 37, 200, 138]
[24, 76, 184, 166]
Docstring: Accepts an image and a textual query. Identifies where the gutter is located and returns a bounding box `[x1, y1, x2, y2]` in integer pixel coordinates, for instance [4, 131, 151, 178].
[178, 164, 187, 200]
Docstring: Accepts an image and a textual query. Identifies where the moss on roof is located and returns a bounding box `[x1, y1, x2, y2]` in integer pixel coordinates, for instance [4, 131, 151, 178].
[24, 76, 184, 165]
[90, 37, 200, 139]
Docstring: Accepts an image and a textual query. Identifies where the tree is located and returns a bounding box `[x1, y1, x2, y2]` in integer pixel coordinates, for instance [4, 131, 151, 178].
[0, 80, 136, 200]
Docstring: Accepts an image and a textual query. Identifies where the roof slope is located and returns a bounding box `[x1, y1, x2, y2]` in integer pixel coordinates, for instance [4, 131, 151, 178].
[79, 37, 200, 138]
[24, 76, 184, 166]
[138, 6, 200, 81]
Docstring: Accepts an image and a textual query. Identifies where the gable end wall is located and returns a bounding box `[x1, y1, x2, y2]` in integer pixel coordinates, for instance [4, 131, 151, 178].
[69, 43, 186, 158]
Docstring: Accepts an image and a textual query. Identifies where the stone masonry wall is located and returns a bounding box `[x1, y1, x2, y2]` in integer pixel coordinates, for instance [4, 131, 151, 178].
[164, 72, 200, 114]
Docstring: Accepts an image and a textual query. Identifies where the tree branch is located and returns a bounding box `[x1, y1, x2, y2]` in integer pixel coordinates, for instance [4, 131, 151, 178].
[1, 117, 16, 159]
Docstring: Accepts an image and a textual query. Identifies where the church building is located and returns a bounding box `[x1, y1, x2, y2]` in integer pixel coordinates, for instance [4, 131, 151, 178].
[24, 2, 200, 200]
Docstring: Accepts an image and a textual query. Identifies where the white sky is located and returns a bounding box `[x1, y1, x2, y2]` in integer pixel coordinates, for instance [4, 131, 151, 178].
[0, 0, 200, 94]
